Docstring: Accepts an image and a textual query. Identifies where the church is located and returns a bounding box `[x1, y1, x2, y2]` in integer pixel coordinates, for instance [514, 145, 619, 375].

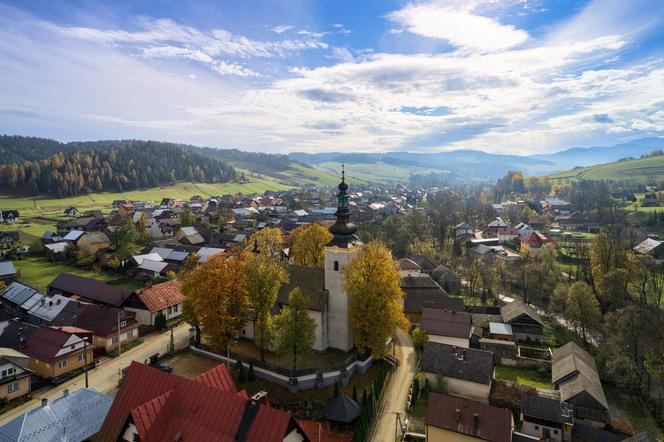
[242, 167, 360, 352]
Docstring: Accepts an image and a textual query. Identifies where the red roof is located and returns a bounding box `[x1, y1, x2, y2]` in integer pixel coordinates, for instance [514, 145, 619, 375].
[97, 361, 304, 442]
[426, 393, 512, 442]
[521, 231, 551, 248]
[21, 327, 83, 362]
[298, 420, 352, 442]
[136, 279, 185, 313]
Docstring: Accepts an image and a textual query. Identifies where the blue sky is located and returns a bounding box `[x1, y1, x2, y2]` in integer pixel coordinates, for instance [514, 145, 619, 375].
[1, 0, 664, 155]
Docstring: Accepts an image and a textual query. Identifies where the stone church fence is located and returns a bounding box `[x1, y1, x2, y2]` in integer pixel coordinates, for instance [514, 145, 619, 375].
[190, 344, 374, 392]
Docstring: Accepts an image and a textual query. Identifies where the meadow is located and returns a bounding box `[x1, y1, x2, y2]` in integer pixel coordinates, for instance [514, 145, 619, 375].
[548, 156, 664, 182]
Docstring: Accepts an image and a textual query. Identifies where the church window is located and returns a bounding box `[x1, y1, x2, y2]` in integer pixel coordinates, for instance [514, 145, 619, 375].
[334, 261, 339, 271]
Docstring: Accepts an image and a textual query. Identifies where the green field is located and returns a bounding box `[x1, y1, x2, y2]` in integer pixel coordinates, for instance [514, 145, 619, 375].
[548, 156, 664, 182]
[315, 161, 442, 183]
[12, 256, 141, 292]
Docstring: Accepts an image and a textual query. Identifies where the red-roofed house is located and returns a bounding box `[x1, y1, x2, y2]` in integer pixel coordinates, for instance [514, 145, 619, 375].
[96, 361, 308, 442]
[121, 280, 185, 326]
[521, 231, 553, 249]
[21, 327, 94, 380]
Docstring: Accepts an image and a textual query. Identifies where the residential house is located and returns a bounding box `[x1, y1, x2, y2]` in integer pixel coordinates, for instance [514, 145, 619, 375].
[63, 207, 78, 217]
[0, 232, 20, 249]
[552, 342, 608, 423]
[497, 227, 519, 244]
[514, 222, 534, 238]
[0, 348, 32, 403]
[0, 319, 38, 352]
[175, 226, 206, 245]
[401, 275, 463, 323]
[77, 232, 111, 256]
[0, 211, 19, 224]
[52, 303, 139, 354]
[48, 273, 131, 307]
[0, 388, 112, 442]
[95, 361, 309, 442]
[520, 394, 574, 442]
[122, 279, 185, 326]
[137, 259, 175, 280]
[159, 198, 175, 208]
[455, 221, 474, 239]
[642, 192, 659, 207]
[0, 262, 18, 284]
[425, 392, 512, 442]
[431, 264, 461, 295]
[409, 256, 437, 275]
[0, 282, 43, 321]
[398, 258, 422, 277]
[21, 326, 94, 381]
[62, 229, 86, 244]
[633, 238, 664, 260]
[421, 342, 495, 403]
[500, 300, 544, 343]
[521, 231, 552, 249]
[488, 217, 509, 236]
[555, 211, 591, 230]
[117, 203, 134, 218]
[421, 308, 473, 348]
[56, 215, 106, 234]
[44, 241, 69, 256]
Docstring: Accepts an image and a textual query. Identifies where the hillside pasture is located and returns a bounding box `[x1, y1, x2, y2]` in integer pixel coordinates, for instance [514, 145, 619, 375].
[548, 156, 664, 182]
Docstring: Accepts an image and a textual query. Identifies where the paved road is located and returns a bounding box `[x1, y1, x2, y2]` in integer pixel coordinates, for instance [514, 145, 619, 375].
[0, 323, 191, 425]
[370, 329, 417, 442]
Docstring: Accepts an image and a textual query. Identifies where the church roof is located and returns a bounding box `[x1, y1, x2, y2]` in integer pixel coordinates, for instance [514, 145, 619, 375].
[278, 266, 327, 312]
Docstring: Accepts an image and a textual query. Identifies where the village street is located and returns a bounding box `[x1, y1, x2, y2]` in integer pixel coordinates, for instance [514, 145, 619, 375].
[0, 322, 191, 425]
[370, 328, 418, 442]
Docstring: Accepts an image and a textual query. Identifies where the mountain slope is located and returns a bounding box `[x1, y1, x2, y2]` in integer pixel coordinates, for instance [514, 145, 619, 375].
[547, 154, 664, 182]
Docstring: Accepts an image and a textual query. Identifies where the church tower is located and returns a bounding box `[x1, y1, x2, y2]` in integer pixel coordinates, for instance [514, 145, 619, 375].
[324, 164, 360, 352]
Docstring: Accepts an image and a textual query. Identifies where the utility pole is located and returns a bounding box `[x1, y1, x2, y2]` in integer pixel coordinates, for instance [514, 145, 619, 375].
[117, 311, 122, 356]
[83, 335, 89, 388]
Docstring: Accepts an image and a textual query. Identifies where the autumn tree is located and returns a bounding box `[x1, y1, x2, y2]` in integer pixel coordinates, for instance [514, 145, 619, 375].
[343, 241, 409, 358]
[179, 207, 195, 227]
[566, 281, 601, 344]
[245, 228, 288, 362]
[290, 224, 332, 268]
[181, 250, 250, 352]
[273, 288, 316, 374]
[113, 218, 140, 260]
[412, 327, 428, 352]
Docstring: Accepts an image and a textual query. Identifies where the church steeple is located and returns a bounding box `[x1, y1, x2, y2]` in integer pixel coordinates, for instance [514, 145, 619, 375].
[328, 163, 358, 247]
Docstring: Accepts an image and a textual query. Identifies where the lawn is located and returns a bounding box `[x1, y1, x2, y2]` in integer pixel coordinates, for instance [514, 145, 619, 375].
[316, 161, 442, 184]
[11, 255, 141, 292]
[495, 365, 554, 390]
[548, 155, 664, 183]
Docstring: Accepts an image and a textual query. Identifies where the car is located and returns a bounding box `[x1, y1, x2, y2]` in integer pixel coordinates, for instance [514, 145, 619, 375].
[158, 363, 173, 373]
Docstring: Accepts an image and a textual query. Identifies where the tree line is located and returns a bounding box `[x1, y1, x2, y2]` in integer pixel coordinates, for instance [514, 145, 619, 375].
[0, 141, 237, 197]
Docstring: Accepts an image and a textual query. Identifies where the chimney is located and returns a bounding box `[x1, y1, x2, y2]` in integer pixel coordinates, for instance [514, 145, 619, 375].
[462, 350, 467, 360]
[41, 398, 48, 407]
[452, 310, 456, 315]
[49, 301, 53, 307]
[455, 408, 462, 422]
[40, 299, 45, 306]
[473, 412, 480, 427]
[56, 299, 61, 305]
[63, 389, 69, 397]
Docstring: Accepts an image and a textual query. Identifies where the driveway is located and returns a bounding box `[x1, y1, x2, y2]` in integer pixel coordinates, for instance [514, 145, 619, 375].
[370, 328, 417, 442]
[0, 322, 191, 425]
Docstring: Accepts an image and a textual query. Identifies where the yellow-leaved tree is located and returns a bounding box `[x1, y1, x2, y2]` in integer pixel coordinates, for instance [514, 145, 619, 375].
[182, 249, 250, 352]
[290, 224, 332, 268]
[343, 241, 409, 358]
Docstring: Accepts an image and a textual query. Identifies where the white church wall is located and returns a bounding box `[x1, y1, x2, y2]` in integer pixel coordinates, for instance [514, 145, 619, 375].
[324, 245, 358, 352]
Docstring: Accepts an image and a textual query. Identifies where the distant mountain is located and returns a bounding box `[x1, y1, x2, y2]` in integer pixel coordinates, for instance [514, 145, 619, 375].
[547, 152, 664, 183]
[531, 137, 664, 169]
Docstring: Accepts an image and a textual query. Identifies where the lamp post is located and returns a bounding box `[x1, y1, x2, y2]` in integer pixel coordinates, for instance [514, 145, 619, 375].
[83, 335, 89, 388]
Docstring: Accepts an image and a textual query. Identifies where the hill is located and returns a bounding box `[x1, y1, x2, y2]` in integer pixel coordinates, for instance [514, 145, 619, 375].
[547, 154, 664, 182]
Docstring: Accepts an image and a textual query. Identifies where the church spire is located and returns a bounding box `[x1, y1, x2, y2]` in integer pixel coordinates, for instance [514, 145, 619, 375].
[328, 163, 357, 247]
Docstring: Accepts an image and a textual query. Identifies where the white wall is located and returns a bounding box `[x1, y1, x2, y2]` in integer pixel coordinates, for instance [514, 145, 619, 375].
[429, 335, 469, 348]
[125, 307, 152, 326]
[324, 246, 358, 352]
[521, 421, 563, 442]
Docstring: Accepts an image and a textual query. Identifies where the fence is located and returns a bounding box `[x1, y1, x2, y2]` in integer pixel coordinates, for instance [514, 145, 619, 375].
[190, 345, 374, 392]
[352, 360, 395, 442]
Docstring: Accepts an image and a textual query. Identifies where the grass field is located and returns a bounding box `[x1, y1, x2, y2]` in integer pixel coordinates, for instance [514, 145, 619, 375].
[495, 365, 554, 389]
[315, 161, 442, 183]
[12, 256, 141, 292]
[548, 156, 664, 182]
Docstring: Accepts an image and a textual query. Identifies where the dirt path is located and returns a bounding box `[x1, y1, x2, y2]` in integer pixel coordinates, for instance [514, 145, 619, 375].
[370, 328, 417, 442]
[0, 323, 191, 425]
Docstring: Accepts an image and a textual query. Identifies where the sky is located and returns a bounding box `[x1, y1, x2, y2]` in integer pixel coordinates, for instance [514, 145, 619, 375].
[1, 0, 664, 155]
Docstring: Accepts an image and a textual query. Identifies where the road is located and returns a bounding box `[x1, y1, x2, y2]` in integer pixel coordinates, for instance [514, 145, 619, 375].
[0, 322, 191, 425]
[370, 329, 417, 442]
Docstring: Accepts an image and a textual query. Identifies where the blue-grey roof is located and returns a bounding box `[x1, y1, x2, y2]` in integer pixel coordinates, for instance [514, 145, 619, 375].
[165, 250, 189, 262]
[0, 283, 39, 307]
[0, 262, 17, 278]
[0, 388, 112, 442]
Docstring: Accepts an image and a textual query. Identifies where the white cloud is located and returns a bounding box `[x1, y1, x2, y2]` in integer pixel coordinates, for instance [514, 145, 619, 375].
[388, 2, 529, 51]
[271, 25, 294, 34]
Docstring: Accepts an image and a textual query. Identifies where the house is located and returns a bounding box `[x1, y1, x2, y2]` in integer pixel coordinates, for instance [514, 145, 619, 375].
[431, 264, 461, 294]
[0, 282, 44, 321]
[552, 342, 608, 422]
[0, 347, 32, 403]
[398, 258, 422, 277]
[514, 222, 534, 238]
[52, 303, 139, 354]
[426, 392, 512, 442]
[175, 226, 205, 245]
[500, 300, 543, 343]
[488, 217, 508, 236]
[44, 241, 69, 256]
[409, 256, 436, 275]
[0, 262, 18, 284]
[57, 215, 105, 234]
[642, 192, 659, 207]
[0, 319, 39, 352]
[521, 231, 552, 249]
[0, 232, 20, 249]
[0, 211, 19, 224]
[159, 197, 175, 208]
[421, 342, 495, 403]
[77, 232, 111, 256]
[48, 273, 131, 307]
[0, 388, 112, 442]
[122, 279, 185, 326]
[95, 361, 309, 442]
[496, 227, 519, 243]
[455, 222, 474, 239]
[633, 238, 664, 260]
[62, 229, 86, 243]
[520, 394, 574, 442]
[63, 206, 78, 217]
[421, 308, 473, 348]
[137, 259, 175, 280]
[488, 322, 513, 341]
[21, 326, 94, 381]
[401, 275, 463, 323]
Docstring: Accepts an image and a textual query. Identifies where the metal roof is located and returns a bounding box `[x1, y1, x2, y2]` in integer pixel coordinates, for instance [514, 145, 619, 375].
[62, 230, 85, 241]
[489, 322, 513, 335]
[0, 283, 40, 307]
[0, 262, 17, 277]
[0, 388, 112, 442]
[138, 260, 169, 272]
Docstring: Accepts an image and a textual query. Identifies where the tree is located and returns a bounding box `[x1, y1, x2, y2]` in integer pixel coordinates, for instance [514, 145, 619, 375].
[273, 288, 316, 374]
[343, 241, 409, 358]
[181, 250, 251, 352]
[290, 224, 333, 268]
[113, 218, 140, 260]
[180, 253, 199, 275]
[411, 327, 428, 352]
[245, 233, 289, 362]
[566, 281, 601, 344]
[179, 207, 196, 227]
[249, 227, 284, 256]
[352, 384, 358, 402]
